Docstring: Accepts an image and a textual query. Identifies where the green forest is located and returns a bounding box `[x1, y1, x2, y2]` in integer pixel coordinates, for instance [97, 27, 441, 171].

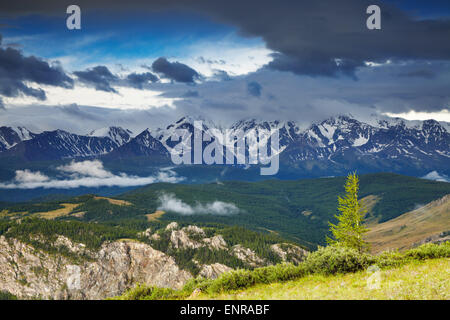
[1, 173, 449, 248]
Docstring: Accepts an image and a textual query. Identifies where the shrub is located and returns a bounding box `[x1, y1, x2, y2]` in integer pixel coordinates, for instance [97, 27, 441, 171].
[404, 242, 450, 260]
[0, 291, 18, 300]
[114, 284, 177, 300]
[303, 245, 372, 275]
[208, 269, 256, 293]
[182, 277, 214, 294]
[115, 242, 450, 300]
[372, 242, 450, 269]
[252, 263, 306, 284]
[373, 250, 405, 268]
[184, 263, 307, 295]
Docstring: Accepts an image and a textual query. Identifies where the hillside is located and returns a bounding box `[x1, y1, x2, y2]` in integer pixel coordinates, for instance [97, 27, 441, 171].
[192, 258, 450, 300]
[114, 242, 450, 300]
[0, 217, 306, 299]
[1, 173, 449, 248]
[366, 194, 450, 253]
[1, 172, 449, 299]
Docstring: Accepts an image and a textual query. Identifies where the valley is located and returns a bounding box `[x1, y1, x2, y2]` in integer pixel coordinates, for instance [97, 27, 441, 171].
[0, 172, 448, 299]
[1, 173, 449, 248]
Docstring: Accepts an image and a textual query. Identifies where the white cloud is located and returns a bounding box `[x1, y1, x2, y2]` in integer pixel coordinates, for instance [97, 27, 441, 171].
[57, 160, 113, 178]
[384, 110, 450, 122]
[422, 171, 450, 183]
[158, 193, 240, 215]
[0, 161, 184, 189]
[2, 84, 178, 111]
[14, 169, 50, 183]
[0, 104, 176, 135]
[184, 40, 273, 77]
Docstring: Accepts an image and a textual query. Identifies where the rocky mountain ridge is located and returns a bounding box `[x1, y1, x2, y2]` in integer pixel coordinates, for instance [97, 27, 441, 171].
[0, 115, 448, 177]
[0, 222, 307, 300]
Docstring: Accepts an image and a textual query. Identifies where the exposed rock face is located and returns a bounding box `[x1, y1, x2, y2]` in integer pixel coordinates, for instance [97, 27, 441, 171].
[140, 228, 152, 238]
[416, 232, 450, 246]
[184, 225, 206, 237]
[0, 223, 309, 300]
[0, 236, 191, 300]
[270, 243, 308, 264]
[150, 233, 160, 241]
[199, 263, 232, 279]
[170, 229, 203, 249]
[165, 222, 179, 231]
[54, 235, 88, 254]
[232, 245, 266, 267]
[203, 235, 228, 250]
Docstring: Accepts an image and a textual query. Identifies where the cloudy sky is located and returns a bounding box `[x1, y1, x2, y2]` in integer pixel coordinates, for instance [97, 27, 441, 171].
[0, 0, 449, 134]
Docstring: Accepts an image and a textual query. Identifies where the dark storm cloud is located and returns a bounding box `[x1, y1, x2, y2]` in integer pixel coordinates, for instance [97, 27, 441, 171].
[397, 69, 436, 79]
[247, 81, 262, 97]
[158, 88, 199, 99]
[59, 104, 102, 121]
[2, 1, 450, 78]
[267, 53, 363, 79]
[126, 72, 159, 89]
[0, 40, 73, 100]
[75, 66, 160, 91]
[212, 70, 231, 81]
[152, 57, 200, 83]
[182, 90, 199, 98]
[74, 65, 118, 93]
[197, 56, 226, 65]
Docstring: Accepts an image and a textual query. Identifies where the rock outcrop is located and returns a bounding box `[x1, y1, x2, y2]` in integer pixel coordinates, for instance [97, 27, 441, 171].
[0, 223, 308, 300]
[270, 243, 308, 264]
[0, 236, 191, 300]
[170, 229, 203, 249]
[203, 235, 228, 250]
[199, 263, 233, 279]
[231, 245, 266, 267]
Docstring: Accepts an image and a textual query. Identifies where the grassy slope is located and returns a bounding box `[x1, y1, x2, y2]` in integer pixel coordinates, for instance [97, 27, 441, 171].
[366, 195, 450, 253]
[192, 258, 450, 300]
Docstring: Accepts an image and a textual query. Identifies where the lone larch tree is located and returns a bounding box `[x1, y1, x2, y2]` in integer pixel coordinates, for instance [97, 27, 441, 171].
[327, 172, 369, 252]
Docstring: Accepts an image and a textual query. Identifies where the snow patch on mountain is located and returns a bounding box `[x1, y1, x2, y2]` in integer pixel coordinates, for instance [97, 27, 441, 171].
[88, 126, 133, 146]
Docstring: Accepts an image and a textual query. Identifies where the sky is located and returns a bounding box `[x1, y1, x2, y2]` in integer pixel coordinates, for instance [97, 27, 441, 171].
[0, 0, 449, 134]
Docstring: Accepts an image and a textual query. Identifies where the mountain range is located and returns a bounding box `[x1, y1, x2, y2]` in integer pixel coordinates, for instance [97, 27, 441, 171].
[0, 115, 449, 178]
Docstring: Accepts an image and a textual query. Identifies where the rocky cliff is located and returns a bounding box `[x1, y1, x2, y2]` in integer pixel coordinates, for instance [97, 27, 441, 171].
[0, 236, 191, 300]
[0, 223, 308, 300]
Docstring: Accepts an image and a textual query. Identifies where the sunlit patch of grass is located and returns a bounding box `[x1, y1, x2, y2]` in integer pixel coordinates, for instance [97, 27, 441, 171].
[35, 203, 80, 219]
[93, 196, 132, 206]
[366, 195, 450, 253]
[192, 258, 449, 300]
[146, 210, 165, 222]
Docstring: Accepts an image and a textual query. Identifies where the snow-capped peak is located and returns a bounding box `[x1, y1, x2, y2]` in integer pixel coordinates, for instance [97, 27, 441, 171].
[88, 126, 133, 146]
[12, 127, 34, 141]
[0, 126, 35, 151]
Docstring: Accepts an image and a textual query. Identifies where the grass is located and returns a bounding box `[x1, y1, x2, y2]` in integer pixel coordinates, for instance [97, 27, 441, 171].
[361, 195, 382, 225]
[35, 203, 80, 219]
[191, 258, 450, 300]
[93, 196, 132, 206]
[366, 195, 450, 253]
[114, 242, 450, 300]
[146, 210, 166, 221]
